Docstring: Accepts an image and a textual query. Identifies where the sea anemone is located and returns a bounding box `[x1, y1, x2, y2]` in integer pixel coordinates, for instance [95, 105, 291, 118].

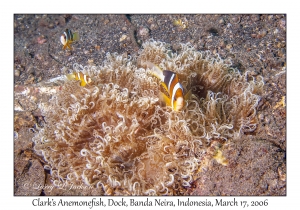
[32, 39, 263, 195]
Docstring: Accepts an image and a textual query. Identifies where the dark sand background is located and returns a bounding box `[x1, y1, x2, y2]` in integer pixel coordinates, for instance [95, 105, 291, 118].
[14, 14, 286, 196]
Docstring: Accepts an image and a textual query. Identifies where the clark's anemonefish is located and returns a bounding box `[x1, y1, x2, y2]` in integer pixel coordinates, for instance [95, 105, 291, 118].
[66, 72, 92, 87]
[60, 29, 80, 50]
[143, 61, 190, 111]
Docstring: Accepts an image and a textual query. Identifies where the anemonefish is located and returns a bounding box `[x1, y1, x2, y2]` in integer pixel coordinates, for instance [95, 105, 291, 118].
[173, 19, 188, 29]
[60, 29, 80, 50]
[143, 61, 190, 111]
[66, 72, 92, 87]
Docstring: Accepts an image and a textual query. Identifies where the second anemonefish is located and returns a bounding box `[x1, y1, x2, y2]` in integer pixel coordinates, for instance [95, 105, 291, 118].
[66, 72, 92, 87]
[173, 19, 188, 29]
[60, 29, 80, 50]
[143, 61, 191, 111]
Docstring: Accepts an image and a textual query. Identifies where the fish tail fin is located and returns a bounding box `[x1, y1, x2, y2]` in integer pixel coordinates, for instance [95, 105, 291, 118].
[184, 89, 192, 100]
[142, 61, 164, 81]
[66, 73, 76, 80]
[72, 32, 80, 41]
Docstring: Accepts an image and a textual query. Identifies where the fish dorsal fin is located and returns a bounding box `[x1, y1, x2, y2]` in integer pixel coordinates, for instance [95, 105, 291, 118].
[184, 89, 192, 100]
[142, 61, 164, 81]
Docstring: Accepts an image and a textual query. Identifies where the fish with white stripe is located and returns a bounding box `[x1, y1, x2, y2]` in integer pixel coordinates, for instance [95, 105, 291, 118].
[66, 72, 92, 87]
[143, 61, 190, 111]
[60, 29, 80, 50]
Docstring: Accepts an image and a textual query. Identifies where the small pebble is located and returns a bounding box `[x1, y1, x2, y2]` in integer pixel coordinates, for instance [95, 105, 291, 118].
[104, 19, 109, 25]
[258, 113, 264, 121]
[147, 17, 154, 24]
[15, 69, 20, 77]
[219, 40, 226, 48]
[36, 76, 42, 83]
[264, 116, 270, 124]
[257, 29, 267, 38]
[226, 44, 233, 50]
[122, 52, 128, 58]
[150, 23, 157, 30]
[37, 36, 47, 44]
[48, 23, 54, 28]
[251, 15, 260, 22]
[268, 15, 273, 20]
[172, 43, 181, 51]
[279, 19, 286, 29]
[231, 16, 240, 24]
[119, 34, 127, 42]
[276, 42, 285, 48]
[278, 167, 286, 181]
[24, 74, 35, 85]
[65, 51, 71, 56]
[95, 45, 101, 50]
[138, 27, 149, 37]
[26, 65, 34, 74]
[14, 131, 18, 139]
[250, 71, 257, 76]
[35, 53, 43, 60]
[278, 48, 285, 58]
[72, 15, 80, 20]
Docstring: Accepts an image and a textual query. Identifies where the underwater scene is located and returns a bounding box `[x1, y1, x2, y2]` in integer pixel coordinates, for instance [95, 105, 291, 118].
[14, 14, 286, 196]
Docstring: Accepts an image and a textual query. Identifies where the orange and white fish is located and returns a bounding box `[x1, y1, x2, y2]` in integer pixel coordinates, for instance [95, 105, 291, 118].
[60, 29, 80, 50]
[66, 72, 92, 87]
[173, 19, 188, 29]
[144, 61, 190, 111]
